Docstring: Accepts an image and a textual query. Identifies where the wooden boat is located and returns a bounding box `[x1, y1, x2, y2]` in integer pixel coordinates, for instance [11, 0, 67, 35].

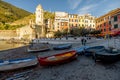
[38, 50, 77, 66]
[53, 44, 72, 50]
[72, 46, 90, 55]
[27, 43, 50, 52]
[94, 48, 120, 62]
[84, 46, 105, 56]
[0, 57, 38, 71]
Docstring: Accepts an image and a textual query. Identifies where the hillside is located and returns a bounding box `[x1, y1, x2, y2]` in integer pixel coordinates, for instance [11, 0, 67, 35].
[11, 11, 55, 26]
[0, 0, 31, 24]
[11, 14, 35, 25]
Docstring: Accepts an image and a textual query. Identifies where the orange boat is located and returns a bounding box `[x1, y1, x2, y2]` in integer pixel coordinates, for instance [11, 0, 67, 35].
[38, 50, 77, 66]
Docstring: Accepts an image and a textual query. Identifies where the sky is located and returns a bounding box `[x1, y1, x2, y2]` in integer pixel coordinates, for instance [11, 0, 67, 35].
[3, 0, 120, 17]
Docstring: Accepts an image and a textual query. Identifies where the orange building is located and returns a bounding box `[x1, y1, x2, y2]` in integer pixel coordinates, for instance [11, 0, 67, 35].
[54, 12, 69, 31]
[96, 8, 120, 37]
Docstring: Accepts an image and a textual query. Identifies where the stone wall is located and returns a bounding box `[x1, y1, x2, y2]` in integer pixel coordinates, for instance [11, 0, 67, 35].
[0, 25, 34, 40]
[0, 30, 18, 39]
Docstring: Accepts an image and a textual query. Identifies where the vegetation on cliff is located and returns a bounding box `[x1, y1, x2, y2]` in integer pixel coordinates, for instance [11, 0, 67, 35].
[0, 0, 55, 30]
[0, 0, 31, 23]
[0, 0, 32, 30]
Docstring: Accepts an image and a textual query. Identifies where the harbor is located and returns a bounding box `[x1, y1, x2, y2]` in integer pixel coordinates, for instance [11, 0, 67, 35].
[0, 37, 120, 80]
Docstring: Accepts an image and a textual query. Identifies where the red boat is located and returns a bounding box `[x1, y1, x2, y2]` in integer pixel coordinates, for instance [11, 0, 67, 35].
[38, 50, 77, 66]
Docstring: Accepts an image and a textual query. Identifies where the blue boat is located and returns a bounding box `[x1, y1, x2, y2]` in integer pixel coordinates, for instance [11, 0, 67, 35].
[84, 46, 105, 56]
[53, 44, 72, 50]
[72, 46, 90, 55]
[0, 57, 38, 71]
[94, 48, 120, 62]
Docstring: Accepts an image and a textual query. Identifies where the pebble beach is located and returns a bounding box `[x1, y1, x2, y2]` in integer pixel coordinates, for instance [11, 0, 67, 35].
[0, 37, 120, 80]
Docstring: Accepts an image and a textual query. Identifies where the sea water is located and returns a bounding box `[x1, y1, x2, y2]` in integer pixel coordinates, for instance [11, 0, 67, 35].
[0, 41, 25, 51]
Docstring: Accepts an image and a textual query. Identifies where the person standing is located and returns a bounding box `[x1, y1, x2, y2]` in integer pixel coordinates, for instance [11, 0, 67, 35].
[81, 38, 84, 45]
[83, 39, 87, 46]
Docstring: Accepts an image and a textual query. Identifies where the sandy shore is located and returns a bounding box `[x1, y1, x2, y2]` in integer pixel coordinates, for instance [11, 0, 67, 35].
[0, 38, 120, 80]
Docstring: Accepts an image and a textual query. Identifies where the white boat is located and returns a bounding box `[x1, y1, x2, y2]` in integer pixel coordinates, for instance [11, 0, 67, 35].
[27, 43, 50, 52]
[27, 46, 50, 52]
[0, 57, 38, 71]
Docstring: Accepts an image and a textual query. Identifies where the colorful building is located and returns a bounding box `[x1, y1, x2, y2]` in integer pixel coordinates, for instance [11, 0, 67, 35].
[68, 14, 78, 28]
[54, 12, 69, 31]
[110, 9, 120, 36]
[78, 14, 96, 29]
[96, 8, 120, 37]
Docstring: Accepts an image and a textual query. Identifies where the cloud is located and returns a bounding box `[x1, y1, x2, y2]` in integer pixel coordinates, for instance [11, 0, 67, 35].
[67, 0, 82, 10]
[77, 4, 98, 14]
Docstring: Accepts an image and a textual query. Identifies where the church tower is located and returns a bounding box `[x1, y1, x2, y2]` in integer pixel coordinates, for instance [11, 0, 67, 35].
[35, 4, 44, 25]
[35, 4, 45, 38]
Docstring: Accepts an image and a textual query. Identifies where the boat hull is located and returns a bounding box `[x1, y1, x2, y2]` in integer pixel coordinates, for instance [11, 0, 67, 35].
[84, 46, 105, 56]
[0, 57, 38, 71]
[27, 48, 50, 53]
[94, 50, 120, 62]
[72, 46, 90, 55]
[53, 44, 72, 50]
[38, 50, 77, 66]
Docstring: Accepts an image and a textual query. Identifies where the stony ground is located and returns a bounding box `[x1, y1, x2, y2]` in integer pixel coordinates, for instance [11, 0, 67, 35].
[0, 37, 120, 80]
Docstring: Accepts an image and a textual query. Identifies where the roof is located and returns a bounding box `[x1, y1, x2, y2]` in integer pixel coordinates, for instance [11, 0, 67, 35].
[36, 4, 42, 9]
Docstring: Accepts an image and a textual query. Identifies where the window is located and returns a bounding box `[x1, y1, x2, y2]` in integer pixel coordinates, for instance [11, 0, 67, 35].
[72, 19, 73, 22]
[114, 24, 118, 28]
[82, 24, 84, 27]
[109, 28, 111, 31]
[104, 29, 106, 32]
[100, 24, 102, 28]
[76, 24, 77, 27]
[114, 16, 118, 22]
[109, 21, 111, 25]
[104, 23, 106, 26]
[72, 24, 73, 27]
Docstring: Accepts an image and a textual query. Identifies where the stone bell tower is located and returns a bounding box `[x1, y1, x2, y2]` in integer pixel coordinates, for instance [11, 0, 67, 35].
[36, 4, 43, 25]
[35, 4, 45, 38]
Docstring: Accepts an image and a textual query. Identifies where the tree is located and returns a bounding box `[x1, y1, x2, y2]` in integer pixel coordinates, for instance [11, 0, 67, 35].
[44, 11, 55, 20]
[69, 27, 90, 36]
[90, 30, 101, 37]
[54, 30, 62, 37]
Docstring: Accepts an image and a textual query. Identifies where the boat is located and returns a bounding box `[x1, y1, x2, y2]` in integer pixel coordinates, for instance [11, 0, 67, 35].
[38, 50, 77, 66]
[84, 46, 105, 57]
[27, 43, 50, 52]
[94, 48, 120, 62]
[72, 46, 90, 55]
[53, 44, 72, 50]
[0, 57, 38, 71]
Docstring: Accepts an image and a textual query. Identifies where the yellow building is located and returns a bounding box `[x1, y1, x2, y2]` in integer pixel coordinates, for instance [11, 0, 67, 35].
[68, 14, 78, 28]
[78, 14, 96, 29]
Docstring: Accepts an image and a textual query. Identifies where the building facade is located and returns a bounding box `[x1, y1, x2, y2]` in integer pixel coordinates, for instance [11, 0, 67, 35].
[68, 14, 78, 28]
[78, 14, 96, 29]
[96, 8, 120, 36]
[54, 12, 69, 31]
[110, 9, 120, 35]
